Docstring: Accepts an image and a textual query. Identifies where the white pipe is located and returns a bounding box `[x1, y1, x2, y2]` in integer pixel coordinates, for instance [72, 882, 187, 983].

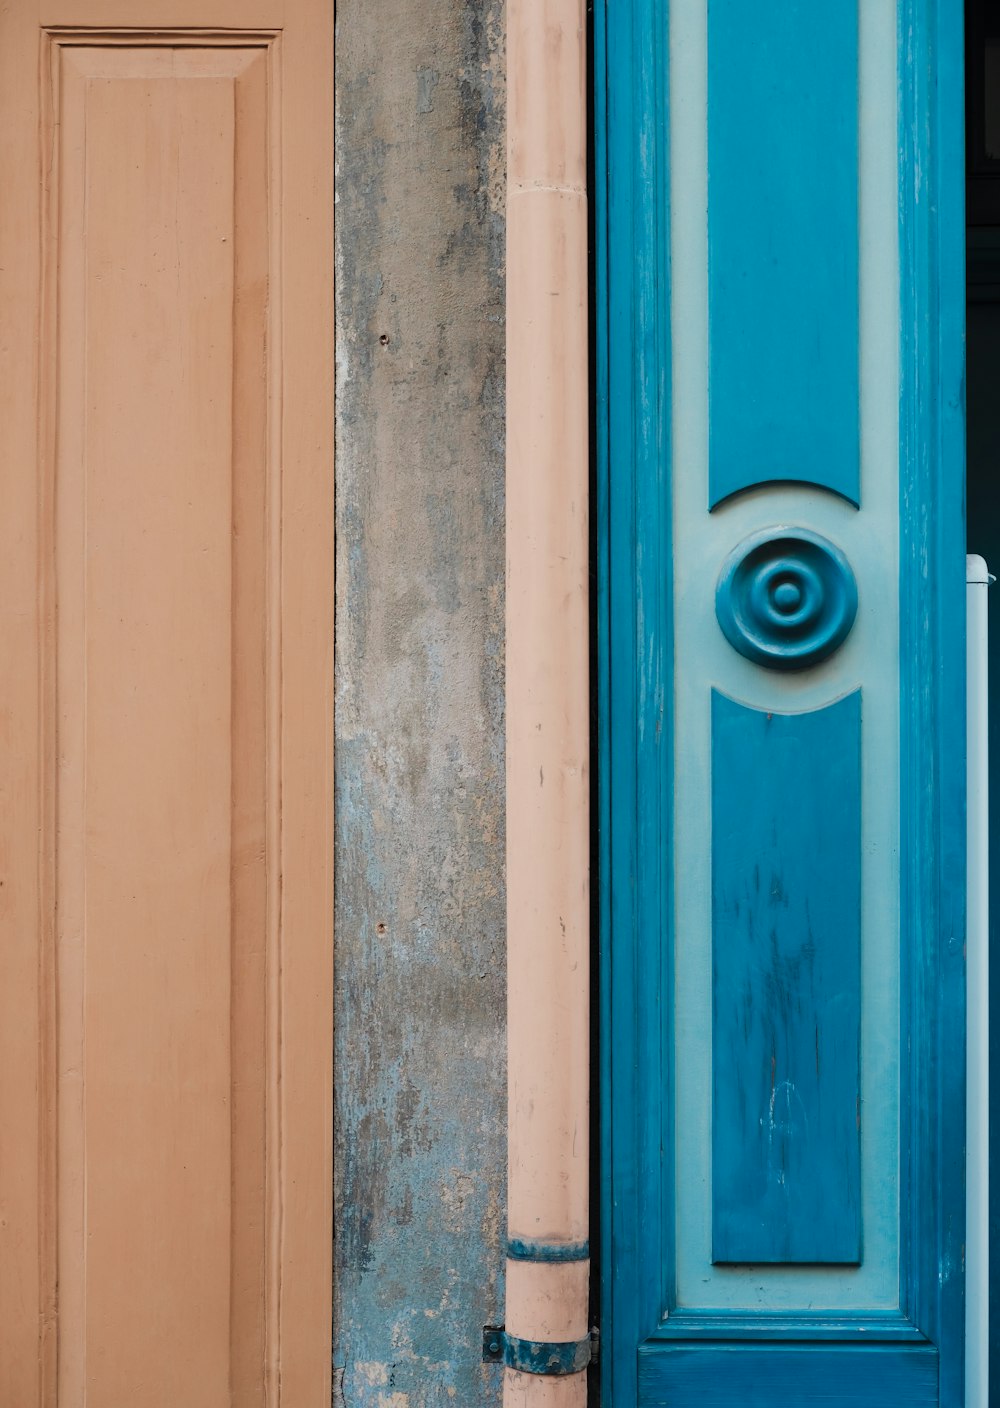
[505, 0, 589, 1403]
[966, 553, 990, 1408]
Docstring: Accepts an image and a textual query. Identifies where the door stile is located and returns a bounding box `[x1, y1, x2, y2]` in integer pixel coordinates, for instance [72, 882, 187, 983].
[596, 0, 675, 1401]
[897, 0, 967, 1389]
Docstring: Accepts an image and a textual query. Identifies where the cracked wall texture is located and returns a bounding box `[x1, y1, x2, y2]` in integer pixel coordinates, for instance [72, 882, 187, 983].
[334, 1, 507, 1404]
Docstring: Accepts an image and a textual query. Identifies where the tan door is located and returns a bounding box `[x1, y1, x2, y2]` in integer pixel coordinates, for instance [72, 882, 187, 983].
[0, 3, 333, 1404]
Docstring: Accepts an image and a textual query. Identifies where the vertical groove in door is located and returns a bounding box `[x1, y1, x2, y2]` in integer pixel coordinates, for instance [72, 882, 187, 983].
[264, 39, 283, 1398]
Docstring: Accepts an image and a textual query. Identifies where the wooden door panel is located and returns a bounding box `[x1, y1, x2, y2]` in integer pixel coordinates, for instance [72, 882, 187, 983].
[711, 690, 863, 1267]
[56, 42, 265, 1406]
[597, 0, 966, 1403]
[0, 8, 333, 1405]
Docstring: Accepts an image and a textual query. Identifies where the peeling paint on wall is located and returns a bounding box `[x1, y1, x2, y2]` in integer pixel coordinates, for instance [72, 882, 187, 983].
[334, 1, 506, 1404]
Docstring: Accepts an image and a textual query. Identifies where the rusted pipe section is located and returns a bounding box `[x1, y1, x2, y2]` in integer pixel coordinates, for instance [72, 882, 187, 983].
[504, 0, 589, 1402]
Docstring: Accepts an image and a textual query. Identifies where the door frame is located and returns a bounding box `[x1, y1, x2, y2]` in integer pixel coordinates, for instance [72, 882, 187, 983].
[593, 0, 967, 1401]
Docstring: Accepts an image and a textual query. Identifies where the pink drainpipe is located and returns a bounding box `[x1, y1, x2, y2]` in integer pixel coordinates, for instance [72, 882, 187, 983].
[504, 0, 590, 1404]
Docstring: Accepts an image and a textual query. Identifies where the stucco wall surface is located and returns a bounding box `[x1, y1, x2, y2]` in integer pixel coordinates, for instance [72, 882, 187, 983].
[333, 2, 507, 1404]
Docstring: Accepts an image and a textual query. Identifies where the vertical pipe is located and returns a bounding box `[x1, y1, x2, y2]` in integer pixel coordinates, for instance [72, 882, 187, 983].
[505, 0, 589, 1403]
[966, 554, 990, 1408]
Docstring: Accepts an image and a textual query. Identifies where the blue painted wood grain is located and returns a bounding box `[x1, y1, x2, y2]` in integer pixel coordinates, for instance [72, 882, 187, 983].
[707, 0, 859, 507]
[897, 0, 967, 1400]
[597, 0, 966, 1399]
[638, 1344, 939, 1407]
[596, 1, 673, 1404]
[711, 690, 862, 1264]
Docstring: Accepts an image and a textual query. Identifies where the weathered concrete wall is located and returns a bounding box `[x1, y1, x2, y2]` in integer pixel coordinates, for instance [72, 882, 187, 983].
[333, 2, 506, 1404]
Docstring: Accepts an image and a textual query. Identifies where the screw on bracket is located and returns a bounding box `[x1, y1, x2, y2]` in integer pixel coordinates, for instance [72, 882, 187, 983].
[482, 1327, 505, 1364]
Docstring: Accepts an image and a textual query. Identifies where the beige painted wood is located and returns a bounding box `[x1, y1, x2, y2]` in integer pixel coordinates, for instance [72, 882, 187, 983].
[0, 5, 333, 1405]
[504, 0, 589, 1404]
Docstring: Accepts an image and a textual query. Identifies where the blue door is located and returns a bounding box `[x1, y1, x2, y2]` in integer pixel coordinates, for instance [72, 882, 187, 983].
[596, 1, 967, 1404]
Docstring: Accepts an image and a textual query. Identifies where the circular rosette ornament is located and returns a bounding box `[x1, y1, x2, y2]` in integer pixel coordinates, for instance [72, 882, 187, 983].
[715, 527, 858, 670]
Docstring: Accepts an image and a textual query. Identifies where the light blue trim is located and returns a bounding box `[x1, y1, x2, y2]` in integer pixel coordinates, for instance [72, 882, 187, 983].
[668, 0, 901, 1315]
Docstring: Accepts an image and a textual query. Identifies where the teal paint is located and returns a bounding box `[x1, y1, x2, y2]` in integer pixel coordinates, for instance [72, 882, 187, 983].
[897, 0, 967, 1401]
[715, 528, 859, 670]
[486, 1332, 592, 1376]
[597, 0, 966, 1403]
[707, 0, 860, 508]
[506, 1238, 589, 1263]
[595, 0, 673, 1405]
[638, 1344, 939, 1407]
[654, 1309, 925, 1341]
[711, 690, 862, 1264]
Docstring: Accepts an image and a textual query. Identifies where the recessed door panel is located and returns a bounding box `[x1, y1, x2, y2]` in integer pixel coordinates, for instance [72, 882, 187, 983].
[711, 690, 862, 1267]
[707, 0, 860, 507]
